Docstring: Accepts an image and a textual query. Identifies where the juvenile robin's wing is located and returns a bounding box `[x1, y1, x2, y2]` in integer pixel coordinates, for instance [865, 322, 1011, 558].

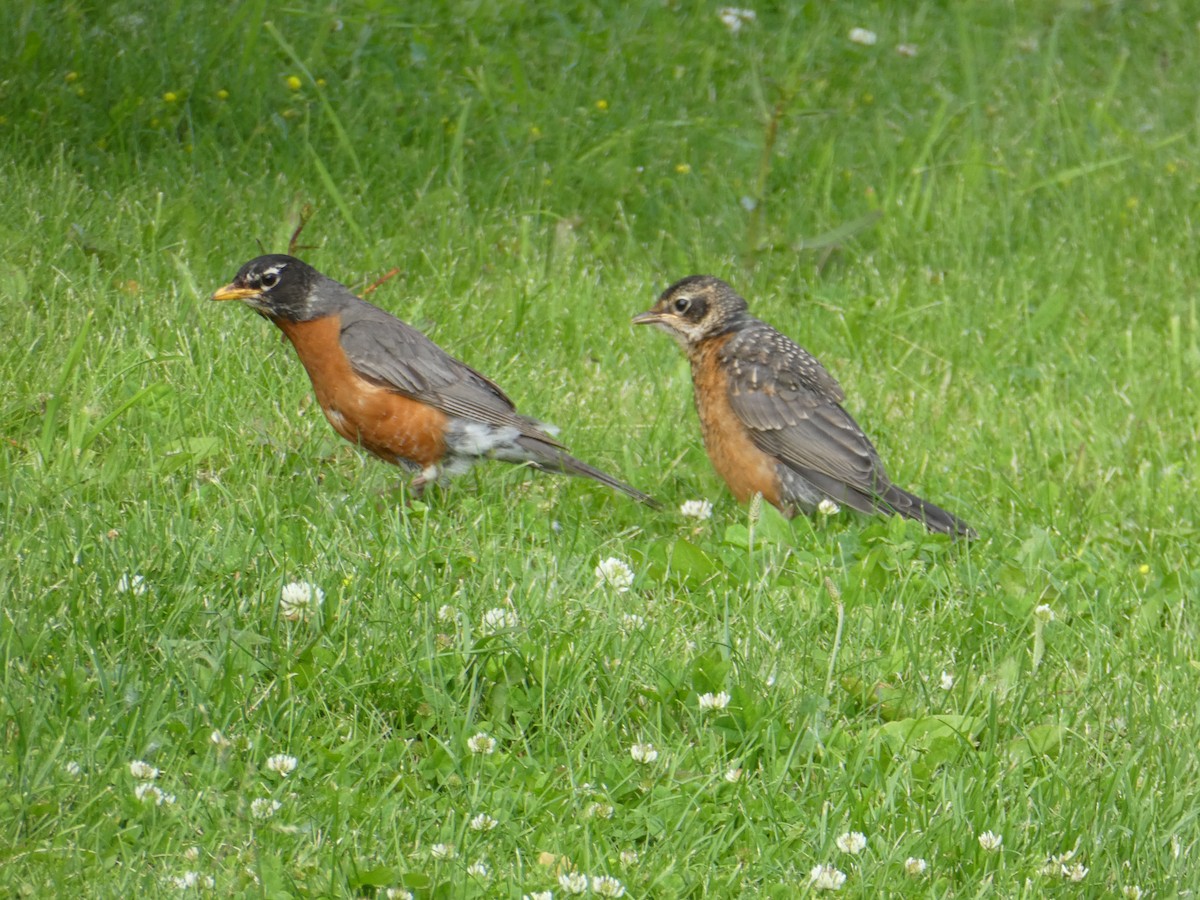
[720, 323, 892, 501]
[336, 295, 567, 448]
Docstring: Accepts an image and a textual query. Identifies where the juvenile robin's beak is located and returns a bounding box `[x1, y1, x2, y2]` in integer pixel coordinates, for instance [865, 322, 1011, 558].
[631, 309, 662, 326]
[211, 283, 260, 302]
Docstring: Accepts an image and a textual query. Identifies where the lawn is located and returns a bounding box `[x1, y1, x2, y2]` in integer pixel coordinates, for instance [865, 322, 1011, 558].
[2, 1, 1197, 897]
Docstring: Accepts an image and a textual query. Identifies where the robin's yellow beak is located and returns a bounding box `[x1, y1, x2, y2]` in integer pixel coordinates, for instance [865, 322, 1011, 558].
[211, 283, 260, 302]
[631, 309, 662, 325]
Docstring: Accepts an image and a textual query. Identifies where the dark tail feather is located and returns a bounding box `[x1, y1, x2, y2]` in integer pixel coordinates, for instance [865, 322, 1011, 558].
[796, 466, 975, 539]
[880, 483, 976, 539]
[519, 438, 659, 507]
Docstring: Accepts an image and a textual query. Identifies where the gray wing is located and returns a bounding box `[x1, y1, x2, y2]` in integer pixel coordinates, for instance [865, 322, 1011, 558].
[722, 323, 893, 499]
[337, 297, 565, 447]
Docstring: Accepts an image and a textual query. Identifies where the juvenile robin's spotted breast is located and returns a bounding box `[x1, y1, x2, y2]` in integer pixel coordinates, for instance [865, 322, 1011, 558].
[213, 254, 655, 505]
[634, 275, 974, 537]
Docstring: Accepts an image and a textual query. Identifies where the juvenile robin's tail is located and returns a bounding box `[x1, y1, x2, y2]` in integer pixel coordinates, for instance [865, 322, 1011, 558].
[517, 437, 659, 507]
[878, 483, 975, 539]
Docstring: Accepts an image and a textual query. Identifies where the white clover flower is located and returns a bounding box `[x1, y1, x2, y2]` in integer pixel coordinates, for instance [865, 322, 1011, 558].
[594, 557, 634, 592]
[619, 849, 638, 865]
[817, 498, 841, 516]
[130, 760, 160, 780]
[523, 893, 552, 900]
[469, 813, 499, 831]
[558, 871, 589, 894]
[466, 861, 490, 878]
[266, 754, 297, 777]
[64, 760, 83, 778]
[630, 742, 658, 764]
[1123, 886, 1143, 899]
[679, 499, 713, 520]
[467, 732, 497, 755]
[1034, 604, 1055, 623]
[280, 581, 324, 622]
[169, 871, 213, 889]
[116, 573, 147, 595]
[848, 28, 877, 46]
[387, 889, 414, 900]
[592, 875, 626, 897]
[585, 802, 615, 819]
[1048, 847, 1076, 865]
[940, 671, 955, 691]
[904, 857, 927, 876]
[134, 782, 175, 806]
[896, 43, 919, 57]
[809, 863, 847, 890]
[698, 690, 730, 712]
[724, 767, 743, 783]
[1062, 863, 1088, 882]
[717, 7, 757, 34]
[430, 843, 455, 860]
[620, 613, 645, 633]
[836, 831, 867, 855]
[978, 831, 1003, 852]
[210, 729, 230, 749]
[437, 604, 458, 624]
[479, 606, 519, 635]
[183, 846, 201, 863]
[170, 871, 199, 889]
[250, 797, 281, 819]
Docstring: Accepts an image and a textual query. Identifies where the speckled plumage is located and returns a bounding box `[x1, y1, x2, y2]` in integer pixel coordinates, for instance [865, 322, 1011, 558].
[634, 275, 974, 537]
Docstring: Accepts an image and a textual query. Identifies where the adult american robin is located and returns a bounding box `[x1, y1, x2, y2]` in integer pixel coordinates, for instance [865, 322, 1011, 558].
[633, 275, 974, 537]
[212, 254, 655, 505]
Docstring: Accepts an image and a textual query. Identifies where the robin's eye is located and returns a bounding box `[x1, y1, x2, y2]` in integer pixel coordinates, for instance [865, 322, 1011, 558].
[672, 296, 691, 314]
[260, 271, 279, 289]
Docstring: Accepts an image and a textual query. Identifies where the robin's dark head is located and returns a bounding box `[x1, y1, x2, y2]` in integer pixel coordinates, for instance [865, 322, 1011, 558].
[632, 275, 750, 349]
[212, 254, 329, 322]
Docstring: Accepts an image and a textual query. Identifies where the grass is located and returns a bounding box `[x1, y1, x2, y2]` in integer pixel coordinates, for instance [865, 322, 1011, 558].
[2, 0, 1198, 896]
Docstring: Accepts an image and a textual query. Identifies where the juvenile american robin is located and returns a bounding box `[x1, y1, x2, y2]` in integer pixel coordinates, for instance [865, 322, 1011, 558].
[634, 275, 974, 537]
[212, 254, 655, 505]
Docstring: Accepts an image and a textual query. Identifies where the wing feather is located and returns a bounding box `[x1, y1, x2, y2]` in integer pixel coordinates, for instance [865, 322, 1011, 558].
[337, 298, 566, 448]
[720, 324, 891, 495]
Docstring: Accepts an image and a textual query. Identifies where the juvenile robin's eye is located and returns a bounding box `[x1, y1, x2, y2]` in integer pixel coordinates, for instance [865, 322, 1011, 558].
[672, 296, 691, 314]
[260, 271, 279, 289]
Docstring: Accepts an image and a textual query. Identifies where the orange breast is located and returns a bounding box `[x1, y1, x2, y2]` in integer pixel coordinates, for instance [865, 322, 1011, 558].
[689, 335, 783, 509]
[275, 316, 448, 467]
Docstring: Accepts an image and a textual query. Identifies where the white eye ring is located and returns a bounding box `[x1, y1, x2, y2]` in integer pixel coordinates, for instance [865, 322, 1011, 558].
[260, 271, 279, 289]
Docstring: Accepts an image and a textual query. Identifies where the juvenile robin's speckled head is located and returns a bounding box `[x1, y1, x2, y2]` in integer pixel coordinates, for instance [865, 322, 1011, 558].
[212, 254, 331, 322]
[632, 275, 749, 348]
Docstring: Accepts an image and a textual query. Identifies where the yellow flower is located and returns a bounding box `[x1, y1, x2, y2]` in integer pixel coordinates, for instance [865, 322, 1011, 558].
[65, 71, 79, 83]
[1138, 564, 1150, 575]
[286, 75, 302, 91]
[216, 89, 229, 101]
[595, 99, 608, 111]
[675, 163, 691, 174]
[163, 92, 178, 103]
[529, 125, 542, 139]
[316, 78, 327, 87]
